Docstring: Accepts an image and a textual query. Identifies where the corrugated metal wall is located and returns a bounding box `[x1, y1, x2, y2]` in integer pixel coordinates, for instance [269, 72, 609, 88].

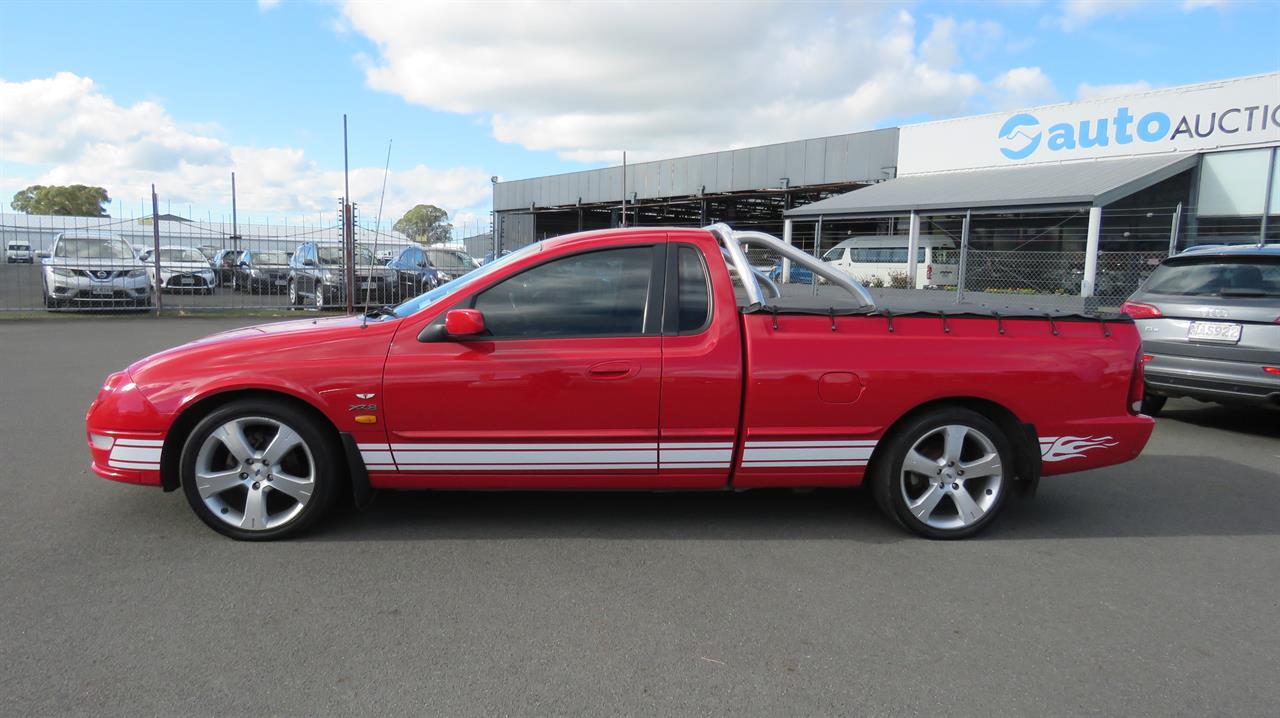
[493, 128, 899, 211]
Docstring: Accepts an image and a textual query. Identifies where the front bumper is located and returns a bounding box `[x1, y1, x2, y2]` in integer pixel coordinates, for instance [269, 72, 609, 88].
[48, 273, 151, 304]
[157, 271, 216, 291]
[86, 371, 166, 487]
[1144, 352, 1280, 405]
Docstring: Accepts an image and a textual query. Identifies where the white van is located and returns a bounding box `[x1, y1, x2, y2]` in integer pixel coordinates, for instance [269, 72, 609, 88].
[6, 241, 34, 263]
[822, 235, 958, 289]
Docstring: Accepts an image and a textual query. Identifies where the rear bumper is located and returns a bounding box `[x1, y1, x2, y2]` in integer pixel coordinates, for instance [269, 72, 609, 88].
[1144, 353, 1280, 405]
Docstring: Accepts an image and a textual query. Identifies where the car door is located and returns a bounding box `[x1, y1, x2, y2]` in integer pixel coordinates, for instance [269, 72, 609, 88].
[380, 242, 665, 489]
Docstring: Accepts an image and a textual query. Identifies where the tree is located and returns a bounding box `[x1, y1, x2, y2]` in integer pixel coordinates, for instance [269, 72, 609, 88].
[393, 204, 452, 244]
[10, 184, 111, 217]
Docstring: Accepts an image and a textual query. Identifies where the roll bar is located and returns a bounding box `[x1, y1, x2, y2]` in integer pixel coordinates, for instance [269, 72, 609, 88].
[702, 223, 876, 310]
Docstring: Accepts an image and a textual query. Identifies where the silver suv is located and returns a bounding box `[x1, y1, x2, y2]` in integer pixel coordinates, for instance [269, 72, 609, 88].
[40, 233, 152, 310]
[1122, 245, 1280, 414]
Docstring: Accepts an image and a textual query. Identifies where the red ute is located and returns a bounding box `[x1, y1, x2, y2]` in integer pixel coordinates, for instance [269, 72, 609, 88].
[85, 225, 1154, 540]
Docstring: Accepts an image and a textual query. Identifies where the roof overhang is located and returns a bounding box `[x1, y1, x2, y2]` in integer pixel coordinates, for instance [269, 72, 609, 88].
[785, 152, 1200, 219]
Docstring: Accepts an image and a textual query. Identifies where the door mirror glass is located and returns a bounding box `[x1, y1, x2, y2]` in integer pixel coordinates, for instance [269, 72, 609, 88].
[445, 308, 486, 337]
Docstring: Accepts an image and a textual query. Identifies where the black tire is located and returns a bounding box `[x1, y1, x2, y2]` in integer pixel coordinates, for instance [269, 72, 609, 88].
[179, 399, 340, 541]
[1141, 393, 1167, 417]
[870, 407, 1014, 540]
[314, 284, 326, 311]
[287, 280, 301, 307]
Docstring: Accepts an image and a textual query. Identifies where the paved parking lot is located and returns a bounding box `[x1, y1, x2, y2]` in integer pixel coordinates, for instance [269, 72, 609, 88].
[2, 316, 1278, 717]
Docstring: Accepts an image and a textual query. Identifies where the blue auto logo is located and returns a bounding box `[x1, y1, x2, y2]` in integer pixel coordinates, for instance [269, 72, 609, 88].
[998, 112, 1041, 160]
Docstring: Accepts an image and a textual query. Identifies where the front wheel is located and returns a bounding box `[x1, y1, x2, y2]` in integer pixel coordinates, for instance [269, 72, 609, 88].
[870, 408, 1013, 540]
[179, 400, 340, 540]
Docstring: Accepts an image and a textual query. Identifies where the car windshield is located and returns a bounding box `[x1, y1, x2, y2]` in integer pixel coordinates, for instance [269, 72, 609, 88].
[1144, 257, 1280, 297]
[55, 237, 133, 260]
[425, 249, 479, 271]
[392, 242, 542, 318]
[822, 247, 844, 261]
[157, 248, 206, 263]
[10, 244, 30, 250]
[318, 246, 377, 265]
[253, 251, 288, 265]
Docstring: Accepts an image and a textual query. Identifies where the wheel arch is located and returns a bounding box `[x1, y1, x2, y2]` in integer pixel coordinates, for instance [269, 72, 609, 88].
[158, 388, 347, 493]
[867, 396, 1042, 496]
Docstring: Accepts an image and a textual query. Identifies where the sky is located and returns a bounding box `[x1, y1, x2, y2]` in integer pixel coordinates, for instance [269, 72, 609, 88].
[1, 0, 1277, 237]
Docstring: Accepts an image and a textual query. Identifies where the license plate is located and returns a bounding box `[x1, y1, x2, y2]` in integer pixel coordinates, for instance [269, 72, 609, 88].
[359, 282, 375, 290]
[1187, 321, 1241, 343]
[91, 286, 114, 296]
[274, 280, 287, 286]
[178, 277, 193, 285]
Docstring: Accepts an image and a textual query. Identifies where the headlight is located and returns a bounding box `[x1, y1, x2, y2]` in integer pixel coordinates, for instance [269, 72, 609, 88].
[51, 267, 75, 277]
[126, 269, 147, 278]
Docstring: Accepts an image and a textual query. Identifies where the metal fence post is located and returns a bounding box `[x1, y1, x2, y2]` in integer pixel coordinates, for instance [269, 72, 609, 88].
[812, 216, 823, 296]
[150, 185, 163, 316]
[1081, 206, 1102, 298]
[781, 219, 793, 284]
[906, 210, 921, 288]
[1167, 202, 1182, 257]
[956, 209, 970, 304]
[1260, 147, 1276, 247]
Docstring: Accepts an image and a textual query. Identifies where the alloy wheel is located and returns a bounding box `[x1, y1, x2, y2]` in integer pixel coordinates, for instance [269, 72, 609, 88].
[193, 416, 316, 532]
[899, 424, 1004, 531]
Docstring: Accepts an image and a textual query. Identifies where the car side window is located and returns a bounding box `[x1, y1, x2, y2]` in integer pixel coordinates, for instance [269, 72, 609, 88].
[473, 247, 654, 339]
[676, 246, 711, 333]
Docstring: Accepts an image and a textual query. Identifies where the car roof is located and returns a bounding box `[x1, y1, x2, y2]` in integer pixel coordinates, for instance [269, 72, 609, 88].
[1175, 244, 1280, 259]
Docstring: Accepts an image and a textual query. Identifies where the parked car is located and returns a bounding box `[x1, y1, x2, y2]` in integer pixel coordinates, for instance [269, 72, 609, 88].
[212, 249, 244, 286]
[385, 245, 444, 298]
[85, 225, 1153, 541]
[6, 240, 33, 263]
[376, 248, 397, 264]
[231, 249, 292, 294]
[39, 233, 151, 310]
[480, 249, 511, 265]
[143, 246, 217, 293]
[767, 260, 816, 284]
[823, 236, 959, 289]
[196, 245, 221, 263]
[287, 242, 397, 310]
[423, 246, 480, 281]
[1121, 245, 1280, 414]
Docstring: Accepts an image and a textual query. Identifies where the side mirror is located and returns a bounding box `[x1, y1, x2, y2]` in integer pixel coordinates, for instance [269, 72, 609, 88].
[303, 259, 316, 267]
[445, 308, 486, 337]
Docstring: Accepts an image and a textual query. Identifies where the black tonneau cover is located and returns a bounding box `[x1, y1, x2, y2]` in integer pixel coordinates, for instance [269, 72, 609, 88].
[738, 287, 1129, 323]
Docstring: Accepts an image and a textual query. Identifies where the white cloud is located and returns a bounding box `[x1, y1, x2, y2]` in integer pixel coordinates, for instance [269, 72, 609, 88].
[991, 66, 1058, 109]
[341, 2, 998, 162]
[257, 0, 281, 11]
[1057, 0, 1234, 29]
[1076, 80, 1153, 100]
[0, 73, 491, 223]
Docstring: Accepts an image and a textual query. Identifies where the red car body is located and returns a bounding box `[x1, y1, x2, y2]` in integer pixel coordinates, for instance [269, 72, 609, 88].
[86, 227, 1153, 506]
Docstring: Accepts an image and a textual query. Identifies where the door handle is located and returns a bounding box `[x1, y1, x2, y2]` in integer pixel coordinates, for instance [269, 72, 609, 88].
[587, 361, 638, 379]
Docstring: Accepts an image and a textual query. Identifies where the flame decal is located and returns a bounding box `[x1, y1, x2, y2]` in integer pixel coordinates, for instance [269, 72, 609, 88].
[1039, 435, 1117, 462]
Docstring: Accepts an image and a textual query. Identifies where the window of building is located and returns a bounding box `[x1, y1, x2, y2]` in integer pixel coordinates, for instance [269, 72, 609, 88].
[1198, 149, 1271, 216]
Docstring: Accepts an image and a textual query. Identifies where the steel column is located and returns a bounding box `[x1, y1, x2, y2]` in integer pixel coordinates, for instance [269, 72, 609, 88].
[1082, 205, 1102, 298]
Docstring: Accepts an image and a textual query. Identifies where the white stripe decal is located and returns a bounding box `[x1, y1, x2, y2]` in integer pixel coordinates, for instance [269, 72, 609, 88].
[109, 446, 163, 463]
[660, 449, 734, 462]
[359, 451, 395, 465]
[389, 442, 657, 451]
[661, 462, 732, 469]
[365, 464, 396, 471]
[108, 460, 160, 470]
[745, 440, 877, 448]
[357, 443, 391, 451]
[393, 463, 655, 471]
[742, 459, 869, 467]
[743, 447, 874, 462]
[392, 449, 657, 464]
[114, 438, 164, 447]
[659, 442, 734, 449]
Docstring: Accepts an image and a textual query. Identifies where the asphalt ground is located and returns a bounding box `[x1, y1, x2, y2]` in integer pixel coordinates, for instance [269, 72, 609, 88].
[1, 316, 1278, 717]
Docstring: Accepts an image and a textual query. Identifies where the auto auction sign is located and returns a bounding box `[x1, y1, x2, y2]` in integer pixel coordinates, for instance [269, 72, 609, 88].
[897, 72, 1280, 175]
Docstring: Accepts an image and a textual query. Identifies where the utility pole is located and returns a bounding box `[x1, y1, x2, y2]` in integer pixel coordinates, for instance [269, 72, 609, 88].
[343, 115, 355, 315]
[620, 151, 627, 228]
[230, 172, 240, 250]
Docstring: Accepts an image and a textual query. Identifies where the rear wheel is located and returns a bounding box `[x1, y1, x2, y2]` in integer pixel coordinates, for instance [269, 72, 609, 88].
[871, 408, 1013, 540]
[1141, 393, 1167, 417]
[287, 280, 300, 307]
[179, 400, 340, 540]
[314, 284, 326, 311]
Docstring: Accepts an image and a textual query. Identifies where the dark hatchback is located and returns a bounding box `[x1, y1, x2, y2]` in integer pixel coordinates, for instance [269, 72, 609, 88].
[232, 249, 292, 294]
[385, 245, 444, 298]
[1122, 245, 1280, 414]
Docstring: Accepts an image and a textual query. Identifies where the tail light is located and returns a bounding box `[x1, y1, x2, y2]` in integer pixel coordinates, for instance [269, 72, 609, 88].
[1264, 367, 1280, 376]
[1128, 350, 1146, 415]
[926, 264, 933, 280]
[1120, 301, 1161, 319]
